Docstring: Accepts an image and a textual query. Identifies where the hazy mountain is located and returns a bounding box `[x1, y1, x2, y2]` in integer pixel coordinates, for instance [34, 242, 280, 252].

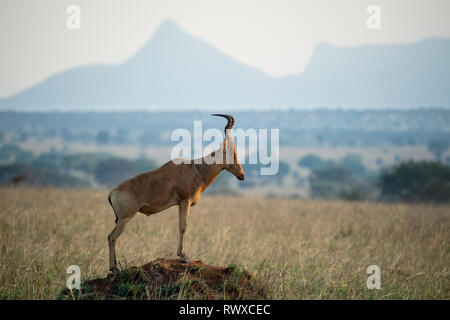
[1, 20, 449, 111]
[287, 38, 450, 107]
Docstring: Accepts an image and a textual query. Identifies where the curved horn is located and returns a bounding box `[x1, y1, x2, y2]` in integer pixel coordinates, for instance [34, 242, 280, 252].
[211, 114, 235, 133]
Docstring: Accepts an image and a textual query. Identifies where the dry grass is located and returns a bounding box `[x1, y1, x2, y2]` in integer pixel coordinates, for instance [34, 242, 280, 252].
[0, 187, 448, 299]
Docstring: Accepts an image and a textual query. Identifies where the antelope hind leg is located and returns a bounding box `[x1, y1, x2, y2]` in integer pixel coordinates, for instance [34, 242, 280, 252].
[108, 216, 133, 275]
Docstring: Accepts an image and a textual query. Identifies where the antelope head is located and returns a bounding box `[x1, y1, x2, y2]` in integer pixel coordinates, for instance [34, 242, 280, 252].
[212, 114, 245, 181]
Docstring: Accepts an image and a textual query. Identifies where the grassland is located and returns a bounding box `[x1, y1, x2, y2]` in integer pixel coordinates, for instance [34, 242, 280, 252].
[0, 187, 448, 299]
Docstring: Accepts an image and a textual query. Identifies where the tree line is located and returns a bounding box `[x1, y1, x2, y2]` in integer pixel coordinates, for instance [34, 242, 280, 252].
[1, 143, 449, 203]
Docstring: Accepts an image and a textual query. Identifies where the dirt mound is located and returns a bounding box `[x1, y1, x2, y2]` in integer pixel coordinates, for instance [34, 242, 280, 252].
[60, 259, 266, 300]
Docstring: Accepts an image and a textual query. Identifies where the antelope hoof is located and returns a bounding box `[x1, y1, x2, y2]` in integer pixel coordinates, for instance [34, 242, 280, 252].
[178, 251, 190, 263]
[109, 267, 120, 277]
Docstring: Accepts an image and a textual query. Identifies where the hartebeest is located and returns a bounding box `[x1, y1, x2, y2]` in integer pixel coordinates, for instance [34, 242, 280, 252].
[107, 114, 245, 275]
[9, 172, 29, 186]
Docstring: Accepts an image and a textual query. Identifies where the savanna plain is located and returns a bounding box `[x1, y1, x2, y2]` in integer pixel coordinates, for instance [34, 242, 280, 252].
[0, 187, 448, 299]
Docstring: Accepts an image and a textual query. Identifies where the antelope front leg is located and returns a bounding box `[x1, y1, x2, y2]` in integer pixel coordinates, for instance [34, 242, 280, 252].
[177, 200, 191, 263]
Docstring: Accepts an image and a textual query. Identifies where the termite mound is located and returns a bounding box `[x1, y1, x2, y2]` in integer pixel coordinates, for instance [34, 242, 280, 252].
[59, 258, 267, 300]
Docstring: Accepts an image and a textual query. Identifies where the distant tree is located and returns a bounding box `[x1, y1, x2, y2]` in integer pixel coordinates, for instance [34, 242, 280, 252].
[0, 144, 25, 163]
[138, 132, 151, 147]
[309, 164, 373, 201]
[339, 188, 366, 202]
[339, 153, 367, 177]
[60, 127, 74, 142]
[312, 165, 354, 184]
[378, 161, 450, 203]
[14, 150, 34, 164]
[36, 149, 63, 165]
[427, 139, 449, 161]
[407, 137, 416, 145]
[316, 134, 324, 146]
[294, 173, 307, 188]
[61, 153, 107, 174]
[275, 161, 291, 186]
[133, 157, 160, 173]
[19, 131, 30, 142]
[96, 130, 110, 145]
[0, 163, 90, 188]
[309, 165, 355, 199]
[94, 157, 158, 187]
[113, 128, 131, 145]
[298, 154, 332, 170]
[376, 157, 383, 166]
[299, 153, 369, 178]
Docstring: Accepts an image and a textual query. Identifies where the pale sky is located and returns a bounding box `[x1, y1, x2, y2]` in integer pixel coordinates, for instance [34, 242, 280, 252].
[0, 0, 449, 98]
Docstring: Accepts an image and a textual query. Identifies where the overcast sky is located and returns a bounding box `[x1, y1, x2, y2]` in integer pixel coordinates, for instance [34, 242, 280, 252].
[0, 0, 449, 98]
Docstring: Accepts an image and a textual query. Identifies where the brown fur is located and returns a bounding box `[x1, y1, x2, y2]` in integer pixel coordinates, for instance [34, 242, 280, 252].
[9, 172, 29, 186]
[107, 116, 245, 274]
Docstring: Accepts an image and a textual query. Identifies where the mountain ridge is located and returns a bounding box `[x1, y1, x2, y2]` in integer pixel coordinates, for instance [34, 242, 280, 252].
[1, 20, 449, 111]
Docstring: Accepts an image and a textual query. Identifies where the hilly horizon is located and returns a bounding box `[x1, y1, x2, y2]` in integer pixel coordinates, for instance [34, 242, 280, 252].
[1, 19, 449, 111]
